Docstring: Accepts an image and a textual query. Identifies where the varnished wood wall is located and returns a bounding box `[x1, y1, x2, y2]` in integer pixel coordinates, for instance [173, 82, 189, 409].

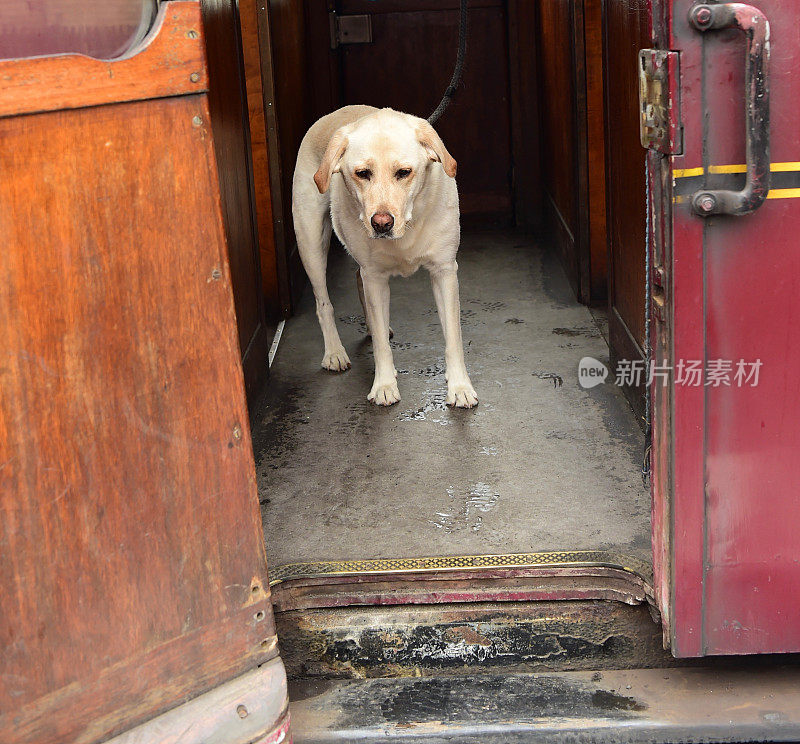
[538, 0, 579, 286]
[508, 0, 543, 229]
[263, 0, 311, 312]
[536, 0, 607, 305]
[334, 0, 513, 220]
[603, 0, 650, 417]
[239, 0, 282, 322]
[201, 0, 270, 397]
[584, 0, 608, 300]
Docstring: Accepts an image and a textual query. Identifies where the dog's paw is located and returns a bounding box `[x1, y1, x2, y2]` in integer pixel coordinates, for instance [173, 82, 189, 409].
[368, 381, 401, 406]
[321, 348, 351, 372]
[447, 382, 478, 409]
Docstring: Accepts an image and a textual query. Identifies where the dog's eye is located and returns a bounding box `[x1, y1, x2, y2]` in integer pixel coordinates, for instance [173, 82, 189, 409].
[355, 169, 372, 180]
[395, 168, 412, 180]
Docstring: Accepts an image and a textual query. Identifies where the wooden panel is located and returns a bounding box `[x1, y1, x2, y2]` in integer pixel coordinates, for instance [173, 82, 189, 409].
[0, 7, 278, 741]
[537, 0, 608, 305]
[604, 0, 649, 351]
[336, 0, 512, 219]
[508, 0, 543, 229]
[305, 0, 340, 123]
[584, 0, 608, 301]
[201, 0, 270, 398]
[239, 0, 281, 323]
[340, 0, 501, 11]
[266, 0, 311, 311]
[538, 0, 580, 292]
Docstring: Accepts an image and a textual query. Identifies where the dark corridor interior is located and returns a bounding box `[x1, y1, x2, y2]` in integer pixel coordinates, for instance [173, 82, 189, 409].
[248, 0, 655, 575]
[257, 0, 652, 417]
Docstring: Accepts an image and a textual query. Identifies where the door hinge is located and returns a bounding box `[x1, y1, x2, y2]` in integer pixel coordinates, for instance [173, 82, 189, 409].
[638, 50, 682, 155]
[329, 13, 373, 49]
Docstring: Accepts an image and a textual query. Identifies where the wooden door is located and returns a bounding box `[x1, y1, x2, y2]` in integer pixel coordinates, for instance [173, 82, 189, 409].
[650, 0, 800, 656]
[0, 4, 287, 741]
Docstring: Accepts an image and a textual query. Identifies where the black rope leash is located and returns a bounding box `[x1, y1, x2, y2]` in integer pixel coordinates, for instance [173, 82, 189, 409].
[427, 0, 468, 124]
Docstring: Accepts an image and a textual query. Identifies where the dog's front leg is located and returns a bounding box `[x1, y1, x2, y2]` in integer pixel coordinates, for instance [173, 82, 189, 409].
[430, 262, 478, 408]
[360, 271, 400, 405]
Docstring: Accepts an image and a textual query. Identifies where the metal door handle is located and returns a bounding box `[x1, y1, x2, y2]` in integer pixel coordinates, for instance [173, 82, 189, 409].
[689, 3, 771, 216]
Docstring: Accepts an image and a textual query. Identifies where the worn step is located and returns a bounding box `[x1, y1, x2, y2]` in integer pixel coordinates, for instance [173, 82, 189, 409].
[289, 666, 800, 743]
[276, 600, 680, 679]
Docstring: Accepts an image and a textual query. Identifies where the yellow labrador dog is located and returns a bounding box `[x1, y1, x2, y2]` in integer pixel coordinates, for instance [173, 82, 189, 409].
[292, 105, 478, 408]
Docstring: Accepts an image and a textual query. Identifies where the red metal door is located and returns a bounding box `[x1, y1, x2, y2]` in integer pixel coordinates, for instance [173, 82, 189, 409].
[649, 0, 800, 656]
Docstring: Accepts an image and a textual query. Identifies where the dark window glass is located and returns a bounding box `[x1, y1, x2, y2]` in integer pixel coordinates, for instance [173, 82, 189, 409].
[0, 1, 158, 61]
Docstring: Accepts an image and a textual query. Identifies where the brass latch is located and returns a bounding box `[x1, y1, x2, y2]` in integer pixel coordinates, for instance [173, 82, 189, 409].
[638, 49, 682, 154]
[330, 13, 373, 49]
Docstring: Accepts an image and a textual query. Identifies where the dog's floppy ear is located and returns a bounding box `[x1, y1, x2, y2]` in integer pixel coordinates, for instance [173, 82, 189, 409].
[314, 128, 349, 194]
[416, 120, 457, 178]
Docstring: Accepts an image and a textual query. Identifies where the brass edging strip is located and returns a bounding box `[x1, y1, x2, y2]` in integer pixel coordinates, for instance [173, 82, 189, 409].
[269, 550, 652, 588]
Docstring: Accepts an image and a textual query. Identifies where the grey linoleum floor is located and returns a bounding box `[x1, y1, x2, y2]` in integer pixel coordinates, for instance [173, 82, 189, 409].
[253, 229, 649, 571]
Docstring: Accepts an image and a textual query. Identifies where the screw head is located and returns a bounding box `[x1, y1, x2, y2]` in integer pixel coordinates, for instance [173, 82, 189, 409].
[692, 5, 713, 28]
[186, 29, 199, 39]
[696, 193, 717, 213]
[192, 115, 203, 127]
[190, 72, 200, 83]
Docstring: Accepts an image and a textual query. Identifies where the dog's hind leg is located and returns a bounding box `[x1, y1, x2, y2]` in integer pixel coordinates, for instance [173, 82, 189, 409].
[295, 208, 351, 372]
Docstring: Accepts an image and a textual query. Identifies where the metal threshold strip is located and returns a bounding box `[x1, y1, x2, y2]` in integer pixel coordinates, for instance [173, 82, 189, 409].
[269, 549, 652, 589]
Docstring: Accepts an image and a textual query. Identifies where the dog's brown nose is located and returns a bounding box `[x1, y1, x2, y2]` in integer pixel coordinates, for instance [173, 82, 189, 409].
[371, 212, 394, 235]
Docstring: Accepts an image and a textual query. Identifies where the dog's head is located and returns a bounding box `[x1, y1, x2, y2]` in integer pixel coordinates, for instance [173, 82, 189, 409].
[313, 109, 457, 240]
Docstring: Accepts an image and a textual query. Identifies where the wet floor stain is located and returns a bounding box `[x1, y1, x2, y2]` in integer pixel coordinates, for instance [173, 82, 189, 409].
[417, 362, 446, 378]
[390, 341, 421, 351]
[429, 482, 500, 533]
[532, 371, 564, 388]
[552, 326, 601, 338]
[398, 388, 450, 424]
[465, 299, 507, 311]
